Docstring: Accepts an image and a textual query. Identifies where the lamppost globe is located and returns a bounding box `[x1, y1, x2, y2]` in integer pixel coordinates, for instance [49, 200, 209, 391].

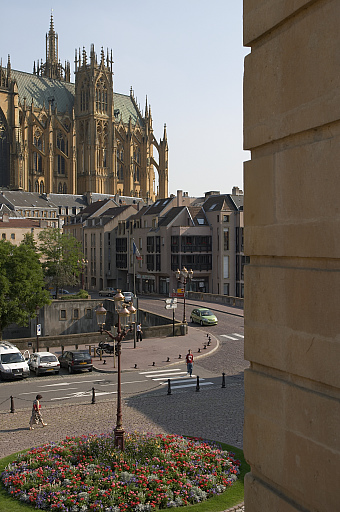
[114, 290, 125, 304]
[95, 304, 107, 331]
[127, 302, 136, 315]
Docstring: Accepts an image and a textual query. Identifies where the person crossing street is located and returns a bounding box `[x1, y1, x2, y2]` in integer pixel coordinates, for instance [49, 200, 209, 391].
[186, 349, 194, 377]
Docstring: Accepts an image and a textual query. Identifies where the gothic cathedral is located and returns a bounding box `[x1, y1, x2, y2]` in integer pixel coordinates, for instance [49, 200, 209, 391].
[0, 15, 168, 201]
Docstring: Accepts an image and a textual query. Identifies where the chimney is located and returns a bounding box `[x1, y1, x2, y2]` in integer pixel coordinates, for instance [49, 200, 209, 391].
[232, 186, 243, 195]
[177, 190, 183, 207]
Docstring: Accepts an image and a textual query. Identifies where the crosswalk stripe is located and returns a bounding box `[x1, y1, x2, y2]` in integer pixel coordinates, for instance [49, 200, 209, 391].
[152, 375, 200, 382]
[142, 371, 187, 379]
[221, 335, 239, 340]
[139, 368, 182, 375]
[232, 333, 244, 338]
[140, 370, 214, 389]
[170, 382, 214, 389]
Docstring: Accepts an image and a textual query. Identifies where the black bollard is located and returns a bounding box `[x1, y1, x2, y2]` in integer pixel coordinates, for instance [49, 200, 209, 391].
[152, 361, 155, 366]
[196, 376, 200, 392]
[134, 363, 137, 368]
[167, 379, 172, 395]
[91, 387, 96, 404]
[167, 357, 170, 362]
[203, 344, 207, 349]
[10, 396, 15, 413]
[198, 348, 201, 353]
[179, 354, 182, 359]
[221, 372, 226, 388]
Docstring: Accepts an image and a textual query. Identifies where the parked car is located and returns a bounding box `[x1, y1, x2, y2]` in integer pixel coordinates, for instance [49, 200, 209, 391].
[190, 308, 218, 326]
[123, 291, 134, 302]
[58, 350, 93, 373]
[0, 341, 30, 380]
[51, 289, 71, 299]
[99, 287, 116, 297]
[28, 352, 60, 376]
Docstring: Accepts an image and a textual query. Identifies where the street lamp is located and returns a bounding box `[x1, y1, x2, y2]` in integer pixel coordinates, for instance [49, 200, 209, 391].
[79, 258, 88, 289]
[127, 301, 137, 348]
[95, 291, 133, 451]
[175, 267, 193, 324]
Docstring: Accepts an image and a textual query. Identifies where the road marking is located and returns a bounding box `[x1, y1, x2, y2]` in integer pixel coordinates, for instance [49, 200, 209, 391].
[232, 333, 244, 338]
[142, 372, 188, 379]
[152, 375, 198, 381]
[139, 369, 182, 375]
[99, 379, 146, 387]
[50, 390, 117, 401]
[221, 334, 241, 340]
[140, 370, 215, 390]
[38, 379, 106, 387]
[170, 382, 214, 389]
[19, 388, 78, 395]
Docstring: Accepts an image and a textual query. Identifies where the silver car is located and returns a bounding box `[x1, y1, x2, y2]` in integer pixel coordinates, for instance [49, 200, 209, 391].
[28, 352, 60, 376]
[123, 291, 134, 302]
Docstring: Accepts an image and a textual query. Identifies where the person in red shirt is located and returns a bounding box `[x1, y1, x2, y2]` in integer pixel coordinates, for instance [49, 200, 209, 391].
[186, 349, 194, 377]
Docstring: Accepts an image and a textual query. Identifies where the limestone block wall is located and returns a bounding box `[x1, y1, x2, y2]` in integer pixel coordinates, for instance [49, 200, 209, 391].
[243, 1, 340, 511]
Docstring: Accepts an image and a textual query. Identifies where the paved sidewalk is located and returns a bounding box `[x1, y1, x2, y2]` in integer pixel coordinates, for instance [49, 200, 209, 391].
[91, 325, 219, 373]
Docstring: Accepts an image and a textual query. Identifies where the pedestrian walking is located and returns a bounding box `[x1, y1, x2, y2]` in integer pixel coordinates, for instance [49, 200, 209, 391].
[136, 323, 143, 342]
[186, 349, 194, 377]
[29, 394, 47, 430]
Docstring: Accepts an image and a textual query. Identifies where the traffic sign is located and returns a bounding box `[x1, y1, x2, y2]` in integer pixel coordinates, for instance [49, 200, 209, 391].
[165, 304, 177, 309]
[37, 324, 41, 336]
[165, 298, 177, 304]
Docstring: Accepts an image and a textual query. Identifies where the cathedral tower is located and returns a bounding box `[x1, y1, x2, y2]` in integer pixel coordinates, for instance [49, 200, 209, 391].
[74, 45, 114, 194]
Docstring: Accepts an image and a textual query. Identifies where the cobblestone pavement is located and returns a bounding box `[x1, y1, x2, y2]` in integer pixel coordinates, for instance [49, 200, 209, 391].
[0, 307, 246, 511]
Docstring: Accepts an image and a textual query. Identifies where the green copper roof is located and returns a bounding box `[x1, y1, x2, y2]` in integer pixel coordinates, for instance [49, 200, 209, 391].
[10, 69, 142, 125]
[11, 70, 75, 113]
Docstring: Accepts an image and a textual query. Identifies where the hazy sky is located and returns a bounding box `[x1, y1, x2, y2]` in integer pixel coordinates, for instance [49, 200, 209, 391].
[1, 1, 249, 197]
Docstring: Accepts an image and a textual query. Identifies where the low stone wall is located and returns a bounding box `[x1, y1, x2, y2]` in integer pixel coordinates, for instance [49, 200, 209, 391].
[187, 291, 244, 308]
[8, 312, 186, 353]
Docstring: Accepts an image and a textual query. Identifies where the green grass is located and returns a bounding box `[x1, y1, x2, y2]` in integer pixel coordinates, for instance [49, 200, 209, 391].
[0, 441, 249, 512]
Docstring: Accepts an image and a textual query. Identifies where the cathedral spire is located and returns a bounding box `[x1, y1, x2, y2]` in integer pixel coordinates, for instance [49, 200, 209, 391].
[46, 11, 58, 73]
[34, 13, 70, 82]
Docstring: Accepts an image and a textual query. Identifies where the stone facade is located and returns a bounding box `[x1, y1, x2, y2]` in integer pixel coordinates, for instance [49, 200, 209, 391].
[243, 1, 340, 511]
[0, 15, 168, 201]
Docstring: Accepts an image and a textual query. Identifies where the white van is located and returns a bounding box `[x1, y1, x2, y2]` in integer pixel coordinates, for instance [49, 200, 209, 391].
[0, 341, 30, 380]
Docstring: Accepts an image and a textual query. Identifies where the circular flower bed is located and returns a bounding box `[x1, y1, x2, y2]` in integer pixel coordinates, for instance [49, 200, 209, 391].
[1, 432, 241, 511]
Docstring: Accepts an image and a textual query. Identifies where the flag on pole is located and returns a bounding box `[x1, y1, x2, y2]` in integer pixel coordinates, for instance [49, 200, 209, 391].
[133, 241, 142, 260]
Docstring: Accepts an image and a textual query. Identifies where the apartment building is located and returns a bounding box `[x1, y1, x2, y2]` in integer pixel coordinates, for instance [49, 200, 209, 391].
[0, 213, 49, 245]
[115, 189, 245, 297]
[203, 187, 245, 297]
[64, 199, 138, 291]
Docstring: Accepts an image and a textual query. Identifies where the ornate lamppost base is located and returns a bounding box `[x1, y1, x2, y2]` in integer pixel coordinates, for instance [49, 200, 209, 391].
[114, 427, 125, 450]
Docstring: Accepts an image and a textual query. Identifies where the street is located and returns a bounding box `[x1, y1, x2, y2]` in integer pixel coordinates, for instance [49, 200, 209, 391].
[0, 296, 246, 411]
[0, 297, 246, 459]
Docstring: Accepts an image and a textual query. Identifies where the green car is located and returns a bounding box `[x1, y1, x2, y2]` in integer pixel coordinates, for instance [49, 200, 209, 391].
[190, 308, 218, 326]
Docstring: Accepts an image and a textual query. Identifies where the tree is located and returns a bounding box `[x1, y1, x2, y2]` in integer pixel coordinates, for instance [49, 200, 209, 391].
[38, 228, 83, 298]
[0, 239, 51, 340]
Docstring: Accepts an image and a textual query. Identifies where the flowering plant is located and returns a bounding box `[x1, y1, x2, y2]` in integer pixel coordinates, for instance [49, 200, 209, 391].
[1, 432, 241, 511]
